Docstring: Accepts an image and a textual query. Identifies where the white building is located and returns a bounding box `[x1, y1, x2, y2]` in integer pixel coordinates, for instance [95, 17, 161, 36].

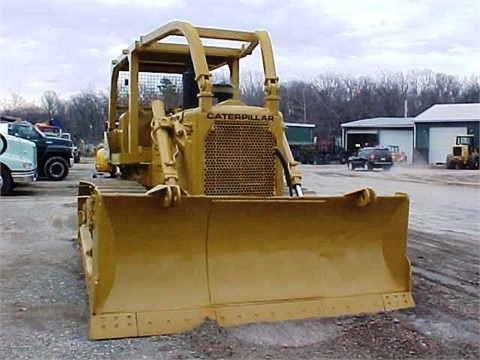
[413, 103, 480, 164]
[341, 117, 414, 164]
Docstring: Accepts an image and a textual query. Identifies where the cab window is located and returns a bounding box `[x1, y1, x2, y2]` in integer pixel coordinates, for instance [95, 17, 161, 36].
[15, 125, 42, 140]
[456, 137, 471, 145]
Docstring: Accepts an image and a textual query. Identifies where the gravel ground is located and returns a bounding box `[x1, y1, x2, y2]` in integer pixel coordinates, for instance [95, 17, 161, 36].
[1, 160, 479, 359]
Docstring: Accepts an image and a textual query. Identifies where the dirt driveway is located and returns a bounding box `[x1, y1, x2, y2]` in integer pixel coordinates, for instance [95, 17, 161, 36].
[1, 161, 479, 359]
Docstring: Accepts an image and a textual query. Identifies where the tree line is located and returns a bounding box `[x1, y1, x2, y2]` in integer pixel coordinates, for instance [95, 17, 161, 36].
[1, 89, 108, 144]
[1, 69, 478, 144]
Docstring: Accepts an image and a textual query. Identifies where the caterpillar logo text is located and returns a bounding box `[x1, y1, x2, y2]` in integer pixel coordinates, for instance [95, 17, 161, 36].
[80, 20, 413, 340]
[207, 113, 274, 121]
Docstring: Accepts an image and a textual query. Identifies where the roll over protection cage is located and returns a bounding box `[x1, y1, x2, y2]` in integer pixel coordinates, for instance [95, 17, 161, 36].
[106, 20, 302, 192]
[108, 21, 280, 134]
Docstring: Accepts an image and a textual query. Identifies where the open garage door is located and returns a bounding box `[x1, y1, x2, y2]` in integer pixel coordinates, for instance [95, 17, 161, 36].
[345, 130, 378, 153]
[429, 127, 467, 164]
[379, 130, 413, 164]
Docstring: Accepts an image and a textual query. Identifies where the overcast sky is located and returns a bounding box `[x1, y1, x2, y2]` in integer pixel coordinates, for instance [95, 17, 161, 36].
[0, 0, 479, 104]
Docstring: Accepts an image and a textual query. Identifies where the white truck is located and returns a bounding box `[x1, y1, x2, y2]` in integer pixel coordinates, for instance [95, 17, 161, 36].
[0, 132, 37, 195]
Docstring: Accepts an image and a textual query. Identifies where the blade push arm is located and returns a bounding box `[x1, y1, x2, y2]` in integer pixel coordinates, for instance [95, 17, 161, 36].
[147, 100, 186, 206]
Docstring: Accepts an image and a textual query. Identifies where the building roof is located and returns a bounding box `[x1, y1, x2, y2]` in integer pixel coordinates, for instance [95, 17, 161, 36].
[284, 122, 316, 128]
[414, 103, 480, 122]
[341, 117, 414, 128]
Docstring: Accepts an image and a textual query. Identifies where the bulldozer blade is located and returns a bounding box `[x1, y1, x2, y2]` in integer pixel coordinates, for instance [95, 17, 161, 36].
[78, 185, 413, 340]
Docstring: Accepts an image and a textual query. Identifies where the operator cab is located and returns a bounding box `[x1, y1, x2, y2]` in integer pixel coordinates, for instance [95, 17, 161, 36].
[456, 135, 475, 152]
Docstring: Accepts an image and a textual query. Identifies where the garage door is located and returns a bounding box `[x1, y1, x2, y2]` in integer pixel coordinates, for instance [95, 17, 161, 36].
[379, 130, 413, 164]
[345, 130, 378, 152]
[429, 127, 467, 164]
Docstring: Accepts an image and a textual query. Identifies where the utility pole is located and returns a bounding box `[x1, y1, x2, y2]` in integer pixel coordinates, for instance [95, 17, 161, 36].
[302, 87, 307, 123]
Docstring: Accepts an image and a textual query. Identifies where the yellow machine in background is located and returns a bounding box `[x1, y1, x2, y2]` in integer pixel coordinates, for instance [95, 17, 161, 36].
[77, 21, 414, 340]
[94, 139, 116, 177]
[386, 145, 407, 164]
[446, 135, 479, 169]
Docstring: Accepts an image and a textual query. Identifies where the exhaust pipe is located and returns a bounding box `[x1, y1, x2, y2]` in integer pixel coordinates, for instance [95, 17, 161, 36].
[182, 59, 198, 110]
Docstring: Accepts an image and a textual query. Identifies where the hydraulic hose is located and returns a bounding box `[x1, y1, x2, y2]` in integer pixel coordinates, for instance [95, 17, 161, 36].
[275, 148, 294, 197]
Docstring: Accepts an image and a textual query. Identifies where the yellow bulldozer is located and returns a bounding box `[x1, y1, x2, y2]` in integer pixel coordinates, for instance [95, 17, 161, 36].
[77, 21, 414, 340]
[446, 135, 480, 169]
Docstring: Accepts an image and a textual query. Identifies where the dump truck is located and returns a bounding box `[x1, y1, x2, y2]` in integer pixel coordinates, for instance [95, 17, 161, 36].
[0, 120, 74, 180]
[77, 21, 414, 340]
[446, 135, 479, 169]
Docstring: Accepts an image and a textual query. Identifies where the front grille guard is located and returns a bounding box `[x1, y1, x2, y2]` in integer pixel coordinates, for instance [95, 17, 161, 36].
[204, 120, 276, 196]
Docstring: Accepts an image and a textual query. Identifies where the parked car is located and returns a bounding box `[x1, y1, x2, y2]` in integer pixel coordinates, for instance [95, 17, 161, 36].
[0, 121, 74, 181]
[0, 132, 37, 195]
[347, 147, 393, 171]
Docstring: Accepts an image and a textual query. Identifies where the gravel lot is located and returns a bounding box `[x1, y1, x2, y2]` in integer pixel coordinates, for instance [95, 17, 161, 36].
[1, 160, 479, 359]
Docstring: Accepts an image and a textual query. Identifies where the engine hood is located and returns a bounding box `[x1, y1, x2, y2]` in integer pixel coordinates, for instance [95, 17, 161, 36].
[46, 137, 73, 147]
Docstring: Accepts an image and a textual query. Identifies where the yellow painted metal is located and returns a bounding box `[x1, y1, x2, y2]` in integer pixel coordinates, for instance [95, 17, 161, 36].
[78, 181, 412, 340]
[446, 135, 479, 169]
[94, 148, 114, 174]
[78, 21, 414, 340]
[104, 20, 299, 188]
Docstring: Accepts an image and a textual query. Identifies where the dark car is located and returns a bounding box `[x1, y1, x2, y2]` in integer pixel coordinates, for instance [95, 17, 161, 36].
[347, 147, 393, 171]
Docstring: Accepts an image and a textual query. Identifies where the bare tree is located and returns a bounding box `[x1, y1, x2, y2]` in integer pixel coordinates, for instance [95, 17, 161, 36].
[240, 71, 264, 106]
[10, 93, 27, 109]
[0, 93, 46, 122]
[66, 90, 108, 143]
[1, 70, 478, 144]
[41, 90, 65, 119]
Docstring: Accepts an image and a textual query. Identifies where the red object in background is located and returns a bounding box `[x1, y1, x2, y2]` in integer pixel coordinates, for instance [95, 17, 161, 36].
[35, 123, 62, 137]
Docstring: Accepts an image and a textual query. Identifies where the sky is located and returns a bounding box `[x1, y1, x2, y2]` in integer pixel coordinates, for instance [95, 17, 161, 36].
[0, 0, 479, 104]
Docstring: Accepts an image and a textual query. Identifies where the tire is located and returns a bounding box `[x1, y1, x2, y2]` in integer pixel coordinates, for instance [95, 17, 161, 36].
[0, 133, 7, 156]
[1, 166, 13, 196]
[446, 155, 455, 169]
[325, 154, 332, 164]
[467, 155, 479, 170]
[44, 156, 69, 181]
[364, 162, 372, 171]
[348, 161, 355, 171]
[384, 165, 392, 171]
[317, 154, 325, 165]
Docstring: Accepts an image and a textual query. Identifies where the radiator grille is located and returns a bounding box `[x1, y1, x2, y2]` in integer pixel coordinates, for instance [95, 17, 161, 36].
[204, 121, 276, 196]
[452, 146, 462, 156]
